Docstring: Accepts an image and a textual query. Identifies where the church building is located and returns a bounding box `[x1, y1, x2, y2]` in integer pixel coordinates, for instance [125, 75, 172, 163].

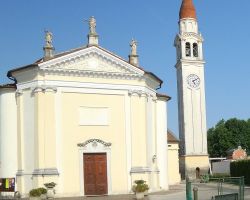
[0, 0, 208, 197]
[0, 16, 170, 197]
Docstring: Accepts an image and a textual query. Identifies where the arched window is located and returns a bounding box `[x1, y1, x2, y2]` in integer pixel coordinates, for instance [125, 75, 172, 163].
[185, 42, 191, 57]
[193, 43, 198, 57]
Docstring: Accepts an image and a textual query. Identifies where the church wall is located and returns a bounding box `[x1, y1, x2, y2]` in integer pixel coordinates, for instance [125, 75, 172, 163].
[130, 95, 150, 187]
[130, 95, 147, 167]
[10, 46, 168, 195]
[59, 92, 128, 195]
[13, 72, 164, 196]
[167, 143, 181, 185]
[0, 89, 17, 178]
[22, 90, 35, 191]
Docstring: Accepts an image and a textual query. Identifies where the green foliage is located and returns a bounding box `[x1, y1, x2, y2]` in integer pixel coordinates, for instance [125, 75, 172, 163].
[132, 180, 149, 193]
[200, 174, 209, 183]
[134, 184, 147, 193]
[44, 182, 56, 188]
[230, 160, 250, 185]
[134, 180, 145, 185]
[29, 189, 41, 197]
[207, 118, 250, 157]
[29, 187, 47, 197]
[38, 187, 47, 194]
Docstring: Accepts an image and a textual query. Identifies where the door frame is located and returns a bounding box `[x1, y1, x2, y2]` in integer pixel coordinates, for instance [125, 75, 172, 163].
[78, 139, 112, 196]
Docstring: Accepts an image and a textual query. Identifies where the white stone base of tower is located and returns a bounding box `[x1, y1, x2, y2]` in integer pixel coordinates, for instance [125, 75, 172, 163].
[180, 155, 209, 180]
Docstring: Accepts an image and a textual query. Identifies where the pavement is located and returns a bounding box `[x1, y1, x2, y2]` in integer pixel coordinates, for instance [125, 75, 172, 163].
[54, 183, 250, 200]
[2, 182, 250, 200]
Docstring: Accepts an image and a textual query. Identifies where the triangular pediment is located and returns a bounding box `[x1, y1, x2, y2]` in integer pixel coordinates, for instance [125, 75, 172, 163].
[38, 46, 144, 78]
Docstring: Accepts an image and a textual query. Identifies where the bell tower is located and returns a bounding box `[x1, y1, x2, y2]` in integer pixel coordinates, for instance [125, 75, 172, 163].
[174, 0, 209, 179]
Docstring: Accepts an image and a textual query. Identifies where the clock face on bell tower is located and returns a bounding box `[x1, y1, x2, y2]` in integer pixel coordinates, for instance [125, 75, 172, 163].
[187, 74, 200, 88]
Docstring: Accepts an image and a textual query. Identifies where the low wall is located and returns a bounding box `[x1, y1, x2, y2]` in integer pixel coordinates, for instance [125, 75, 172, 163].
[212, 160, 231, 175]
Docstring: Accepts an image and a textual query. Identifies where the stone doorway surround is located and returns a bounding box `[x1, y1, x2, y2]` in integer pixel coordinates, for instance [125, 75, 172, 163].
[78, 139, 112, 196]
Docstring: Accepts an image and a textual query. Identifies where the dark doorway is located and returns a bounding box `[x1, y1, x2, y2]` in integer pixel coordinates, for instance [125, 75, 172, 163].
[196, 167, 200, 179]
[84, 153, 108, 195]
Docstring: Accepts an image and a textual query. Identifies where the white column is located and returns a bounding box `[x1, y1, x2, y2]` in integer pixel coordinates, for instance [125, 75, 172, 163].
[0, 90, 17, 177]
[156, 99, 168, 190]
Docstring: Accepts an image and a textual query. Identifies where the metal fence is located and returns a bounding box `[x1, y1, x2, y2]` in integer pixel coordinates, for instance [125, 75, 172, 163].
[186, 177, 245, 200]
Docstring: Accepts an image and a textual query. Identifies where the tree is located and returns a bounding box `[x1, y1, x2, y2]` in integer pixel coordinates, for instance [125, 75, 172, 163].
[207, 118, 250, 157]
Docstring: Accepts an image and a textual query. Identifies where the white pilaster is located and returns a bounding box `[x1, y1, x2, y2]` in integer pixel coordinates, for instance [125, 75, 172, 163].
[125, 93, 132, 192]
[156, 99, 168, 190]
[55, 89, 63, 194]
[146, 96, 154, 189]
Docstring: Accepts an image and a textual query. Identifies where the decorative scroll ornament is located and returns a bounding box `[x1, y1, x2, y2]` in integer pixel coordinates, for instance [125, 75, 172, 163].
[77, 139, 111, 147]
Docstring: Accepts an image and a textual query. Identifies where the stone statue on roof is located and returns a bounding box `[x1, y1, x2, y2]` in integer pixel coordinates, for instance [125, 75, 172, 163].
[89, 16, 96, 34]
[130, 39, 137, 55]
[45, 31, 53, 47]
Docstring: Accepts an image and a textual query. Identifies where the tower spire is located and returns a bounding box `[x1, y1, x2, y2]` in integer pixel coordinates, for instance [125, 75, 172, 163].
[179, 0, 197, 20]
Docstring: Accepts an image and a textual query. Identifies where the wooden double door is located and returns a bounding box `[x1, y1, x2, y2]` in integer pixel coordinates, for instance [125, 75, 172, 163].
[84, 153, 108, 195]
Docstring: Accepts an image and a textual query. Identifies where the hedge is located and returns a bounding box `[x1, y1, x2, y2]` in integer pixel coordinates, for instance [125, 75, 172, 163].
[230, 159, 250, 185]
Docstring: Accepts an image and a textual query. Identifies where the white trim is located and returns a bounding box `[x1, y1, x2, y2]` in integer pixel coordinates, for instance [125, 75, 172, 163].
[16, 80, 156, 97]
[130, 167, 154, 173]
[146, 96, 153, 187]
[124, 93, 132, 192]
[78, 140, 112, 196]
[55, 89, 63, 194]
[38, 46, 144, 76]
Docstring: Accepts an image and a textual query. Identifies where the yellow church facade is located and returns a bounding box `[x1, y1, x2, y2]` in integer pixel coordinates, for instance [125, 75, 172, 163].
[0, 19, 176, 196]
[0, 0, 212, 196]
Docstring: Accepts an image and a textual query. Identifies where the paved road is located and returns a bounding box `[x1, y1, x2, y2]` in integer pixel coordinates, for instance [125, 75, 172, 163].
[2, 183, 250, 200]
[148, 183, 250, 200]
[54, 183, 250, 200]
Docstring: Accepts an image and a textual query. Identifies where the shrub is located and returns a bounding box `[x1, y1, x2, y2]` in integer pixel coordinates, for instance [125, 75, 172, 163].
[29, 189, 41, 197]
[29, 187, 47, 197]
[132, 180, 149, 193]
[230, 159, 250, 185]
[44, 182, 56, 188]
[134, 184, 147, 193]
[38, 187, 47, 194]
[134, 180, 145, 185]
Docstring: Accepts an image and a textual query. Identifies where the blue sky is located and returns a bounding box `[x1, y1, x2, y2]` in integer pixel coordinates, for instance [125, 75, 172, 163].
[0, 0, 249, 136]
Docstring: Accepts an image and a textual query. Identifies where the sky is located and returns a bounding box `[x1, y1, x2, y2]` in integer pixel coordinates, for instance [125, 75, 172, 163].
[0, 0, 249, 137]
